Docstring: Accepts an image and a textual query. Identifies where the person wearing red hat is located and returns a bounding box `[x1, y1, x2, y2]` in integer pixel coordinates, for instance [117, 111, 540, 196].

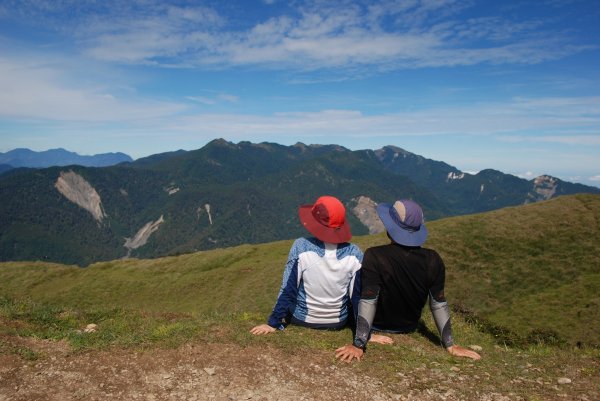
[250, 195, 363, 335]
[335, 199, 481, 362]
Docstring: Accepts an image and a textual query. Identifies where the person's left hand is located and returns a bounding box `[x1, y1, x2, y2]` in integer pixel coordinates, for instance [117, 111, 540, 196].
[250, 324, 276, 335]
[335, 344, 364, 363]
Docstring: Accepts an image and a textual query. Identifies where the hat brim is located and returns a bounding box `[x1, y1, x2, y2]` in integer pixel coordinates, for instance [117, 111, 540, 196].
[376, 203, 428, 247]
[298, 204, 352, 244]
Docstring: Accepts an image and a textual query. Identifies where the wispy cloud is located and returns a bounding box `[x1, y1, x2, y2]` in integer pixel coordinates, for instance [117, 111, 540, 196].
[217, 93, 239, 103]
[499, 135, 600, 146]
[153, 95, 600, 142]
[1, 50, 597, 141]
[516, 171, 539, 179]
[185, 96, 216, 105]
[0, 55, 186, 121]
[1, 0, 592, 73]
[185, 93, 239, 105]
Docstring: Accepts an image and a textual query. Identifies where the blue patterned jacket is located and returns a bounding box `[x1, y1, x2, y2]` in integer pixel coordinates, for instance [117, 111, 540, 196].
[268, 237, 363, 329]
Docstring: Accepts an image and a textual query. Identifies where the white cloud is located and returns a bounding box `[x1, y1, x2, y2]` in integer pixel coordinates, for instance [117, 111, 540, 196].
[0, 55, 186, 121]
[186, 96, 215, 105]
[1, 52, 597, 141]
[516, 171, 538, 179]
[82, 7, 221, 65]
[500, 135, 600, 146]
[4, 0, 588, 72]
[590, 175, 600, 182]
[185, 93, 239, 105]
[218, 94, 239, 103]
[154, 95, 600, 140]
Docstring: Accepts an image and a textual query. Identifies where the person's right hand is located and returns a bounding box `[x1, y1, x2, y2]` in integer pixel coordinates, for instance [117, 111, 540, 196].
[446, 345, 481, 360]
[369, 334, 394, 345]
[335, 345, 364, 363]
[250, 324, 276, 335]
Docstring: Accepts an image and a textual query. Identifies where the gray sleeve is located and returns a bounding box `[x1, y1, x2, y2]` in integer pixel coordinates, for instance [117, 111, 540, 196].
[354, 296, 378, 349]
[429, 292, 454, 348]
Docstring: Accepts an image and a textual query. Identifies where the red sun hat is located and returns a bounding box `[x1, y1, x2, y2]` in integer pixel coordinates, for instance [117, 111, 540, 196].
[298, 195, 352, 244]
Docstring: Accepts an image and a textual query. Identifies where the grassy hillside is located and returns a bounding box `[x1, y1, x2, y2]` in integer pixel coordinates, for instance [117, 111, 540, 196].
[1, 194, 598, 347]
[431, 193, 600, 346]
[1, 194, 599, 400]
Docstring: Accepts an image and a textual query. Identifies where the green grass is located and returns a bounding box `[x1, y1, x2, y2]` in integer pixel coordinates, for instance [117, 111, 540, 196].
[0, 195, 600, 346]
[1, 293, 599, 400]
[0, 194, 599, 400]
[2, 194, 598, 347]
[429, 194, 600, 346]
[0, 242, 288, 314]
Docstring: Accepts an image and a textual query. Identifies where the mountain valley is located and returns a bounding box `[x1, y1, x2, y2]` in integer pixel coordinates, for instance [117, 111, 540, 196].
[1, 139, 598, 265]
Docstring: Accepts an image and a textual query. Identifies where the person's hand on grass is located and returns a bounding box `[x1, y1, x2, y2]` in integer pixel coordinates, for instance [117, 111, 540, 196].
[369, 334, 394, 345]
[250, 324, 276, 335]
[446, 345, 481, 360]
[335, 344, 364, 363]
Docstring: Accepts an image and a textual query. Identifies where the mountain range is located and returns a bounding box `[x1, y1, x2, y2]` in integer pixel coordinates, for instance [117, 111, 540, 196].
[0, 148, 133, 170]
[1, 138, 598, 265]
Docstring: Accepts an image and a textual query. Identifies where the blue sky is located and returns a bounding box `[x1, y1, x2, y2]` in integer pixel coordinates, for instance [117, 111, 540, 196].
[1, 0, 599, 187]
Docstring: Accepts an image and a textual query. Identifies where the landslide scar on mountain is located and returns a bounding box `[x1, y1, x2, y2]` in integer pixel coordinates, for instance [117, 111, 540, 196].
[524, 175, 558, 204]
[55, 170, 106, 222]
[351, 196, 385, 234]
[531, 175, 558, 201]
[124, 215, 165, 255]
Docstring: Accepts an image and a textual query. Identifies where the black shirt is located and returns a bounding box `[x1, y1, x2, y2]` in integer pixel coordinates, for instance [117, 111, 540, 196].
[361, 242, 447, 332]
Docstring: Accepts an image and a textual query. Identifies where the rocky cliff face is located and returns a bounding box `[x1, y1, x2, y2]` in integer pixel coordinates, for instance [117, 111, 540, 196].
[526, 175, 558, 203]
[55, 171, 106, 222]
[533, 175, 558, 199]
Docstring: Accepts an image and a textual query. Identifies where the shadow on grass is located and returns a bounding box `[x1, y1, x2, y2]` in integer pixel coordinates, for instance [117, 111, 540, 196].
[416, 320, 442, 346]
[452, 303, 571, 348]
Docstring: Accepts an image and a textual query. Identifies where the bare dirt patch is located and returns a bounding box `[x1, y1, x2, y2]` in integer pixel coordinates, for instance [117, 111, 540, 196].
[1, 336, 598, 401]
[1, 337, 396, 401]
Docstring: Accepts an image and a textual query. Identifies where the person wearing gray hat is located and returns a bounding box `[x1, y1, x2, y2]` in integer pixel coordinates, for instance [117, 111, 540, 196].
[335, 199, 481, 362]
